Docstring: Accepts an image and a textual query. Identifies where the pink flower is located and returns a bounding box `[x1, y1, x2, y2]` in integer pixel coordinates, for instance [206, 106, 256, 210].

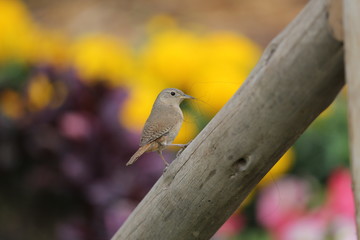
[213, 214, 245, 239]
[278, 209, 328, 240]
[256, 176, 310, 231]
[331, 216, 357, 240]
[324, 168, 357, 240]
[326, 168, 355, 219]
[256, 170, 357, 240]
[60, 112, 92, 140]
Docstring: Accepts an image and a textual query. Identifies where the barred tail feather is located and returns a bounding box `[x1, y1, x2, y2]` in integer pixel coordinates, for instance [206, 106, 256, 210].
[126, 144, 151, 166]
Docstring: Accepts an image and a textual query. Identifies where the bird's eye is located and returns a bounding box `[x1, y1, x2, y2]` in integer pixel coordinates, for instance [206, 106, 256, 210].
[170, 91, 175, 96]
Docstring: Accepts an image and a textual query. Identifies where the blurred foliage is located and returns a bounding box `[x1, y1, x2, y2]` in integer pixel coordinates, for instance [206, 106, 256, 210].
[294, 98, 349, 181]
[0, 1, 354, 240]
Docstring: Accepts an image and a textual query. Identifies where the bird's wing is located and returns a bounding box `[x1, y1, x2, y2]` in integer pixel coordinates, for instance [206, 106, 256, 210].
[140, 120, 173, 146]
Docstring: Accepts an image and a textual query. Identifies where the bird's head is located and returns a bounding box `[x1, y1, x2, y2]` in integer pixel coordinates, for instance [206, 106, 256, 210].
[156, 88, 194, 106]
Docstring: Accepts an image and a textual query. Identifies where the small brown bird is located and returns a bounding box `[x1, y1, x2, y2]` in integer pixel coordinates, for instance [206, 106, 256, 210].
[126, 88, 194, 166]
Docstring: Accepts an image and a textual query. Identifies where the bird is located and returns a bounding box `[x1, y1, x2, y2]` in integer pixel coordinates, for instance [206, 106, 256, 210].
[126, 88, 194, 166]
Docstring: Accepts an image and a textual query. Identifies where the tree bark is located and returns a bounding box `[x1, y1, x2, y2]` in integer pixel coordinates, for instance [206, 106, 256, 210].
[112, 0, 344, 239]
[343, 0, 360, 237]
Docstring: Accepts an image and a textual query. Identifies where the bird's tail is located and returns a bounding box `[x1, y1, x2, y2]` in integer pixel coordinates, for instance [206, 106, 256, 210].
[126, 144, 151, 166]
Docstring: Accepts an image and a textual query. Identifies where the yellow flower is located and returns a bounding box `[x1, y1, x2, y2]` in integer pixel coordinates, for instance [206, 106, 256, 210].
[173, 111, 197, 144]
[0, 0, 39, 62]
[71, 35, 133, 86]
[258, 148, 295, 187]
[0, 90, 24, 119]
[188, 32, 261, 115]
[138, 30, 261, 116]
[120, 83, 167, 132]
[140, 28, 202, 88]
[36, 31, 70, 67]
[27, 74, 54, 111]
[188, 70, 247, 116]
[201, 32, 261, 72]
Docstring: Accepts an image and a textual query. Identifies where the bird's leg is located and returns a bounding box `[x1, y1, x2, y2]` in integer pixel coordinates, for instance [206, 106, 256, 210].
[167, 143, 188, 148]
[167, 140, 193, 149]
[158, 150, 169, 167]
[172, 140, 193, 157]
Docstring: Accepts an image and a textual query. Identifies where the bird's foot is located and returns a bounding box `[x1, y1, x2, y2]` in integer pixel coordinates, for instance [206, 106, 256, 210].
[176, 140, 193, 157]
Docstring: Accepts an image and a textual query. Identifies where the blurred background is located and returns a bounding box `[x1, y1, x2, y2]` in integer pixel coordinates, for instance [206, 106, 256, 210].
[0, 0, 355, 239]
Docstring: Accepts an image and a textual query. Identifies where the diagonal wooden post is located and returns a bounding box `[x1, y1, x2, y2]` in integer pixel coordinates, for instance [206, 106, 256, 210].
[112, 0, 344, 239]
[343, 0, 360, 237]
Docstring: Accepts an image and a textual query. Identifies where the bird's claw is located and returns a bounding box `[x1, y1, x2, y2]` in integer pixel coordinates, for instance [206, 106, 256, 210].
[176, 140, 192, 157]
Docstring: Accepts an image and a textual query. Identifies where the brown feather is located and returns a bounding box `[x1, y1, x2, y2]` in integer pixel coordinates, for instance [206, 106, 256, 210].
[140, 105, 182, 146]
[126, 144, 152, 166]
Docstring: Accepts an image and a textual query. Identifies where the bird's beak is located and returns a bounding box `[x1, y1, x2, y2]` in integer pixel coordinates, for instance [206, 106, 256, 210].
[181, 94, 195, 99]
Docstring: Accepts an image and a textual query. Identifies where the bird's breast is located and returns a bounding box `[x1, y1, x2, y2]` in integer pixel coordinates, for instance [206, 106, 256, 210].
[166, 119, 183, 145]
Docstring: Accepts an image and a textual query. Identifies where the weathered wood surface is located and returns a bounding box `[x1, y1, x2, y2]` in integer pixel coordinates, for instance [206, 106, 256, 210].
[112, 0, 344, 239]
[343, 0, 360, 237]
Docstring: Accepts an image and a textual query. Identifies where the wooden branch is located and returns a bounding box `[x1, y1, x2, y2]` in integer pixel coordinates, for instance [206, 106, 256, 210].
[112, 0, 344, 239]
[343, 0, 360, 236]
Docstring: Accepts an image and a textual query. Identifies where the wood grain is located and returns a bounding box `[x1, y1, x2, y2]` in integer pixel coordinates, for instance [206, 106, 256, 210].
[112, 0, 344, 239]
